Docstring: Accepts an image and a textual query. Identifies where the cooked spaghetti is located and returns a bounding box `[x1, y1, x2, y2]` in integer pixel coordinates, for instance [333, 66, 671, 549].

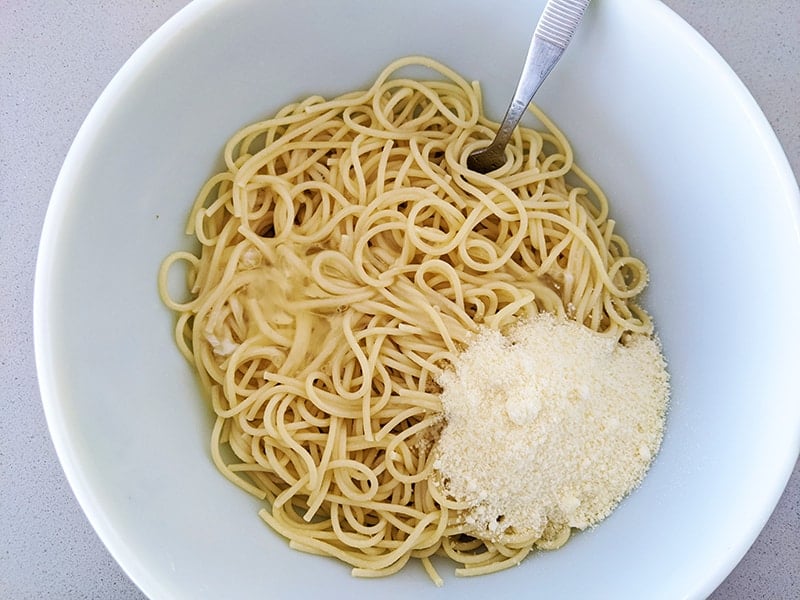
[159, 56, 652, 581]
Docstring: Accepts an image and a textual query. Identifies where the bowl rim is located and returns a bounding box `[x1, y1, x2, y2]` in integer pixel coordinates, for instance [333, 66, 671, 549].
[33, 0, 800, 598]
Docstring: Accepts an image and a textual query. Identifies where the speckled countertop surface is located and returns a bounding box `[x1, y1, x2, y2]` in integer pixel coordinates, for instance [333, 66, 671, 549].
[1, 1, 798, 598]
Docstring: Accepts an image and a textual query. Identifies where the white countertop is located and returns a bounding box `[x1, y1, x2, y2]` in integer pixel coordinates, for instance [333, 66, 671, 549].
[1, 1, 798, 597]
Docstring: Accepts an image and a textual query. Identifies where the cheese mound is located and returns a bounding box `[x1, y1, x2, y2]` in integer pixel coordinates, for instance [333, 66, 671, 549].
[433, 313, 669, 543]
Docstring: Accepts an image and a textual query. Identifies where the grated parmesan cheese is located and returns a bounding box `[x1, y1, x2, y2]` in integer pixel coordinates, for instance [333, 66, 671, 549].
[240, 247, 262, 269]
[206, 333, 238, 357]
[432, 312, 669, 543]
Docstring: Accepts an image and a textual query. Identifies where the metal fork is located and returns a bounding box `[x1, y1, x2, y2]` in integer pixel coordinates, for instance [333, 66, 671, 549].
[467, 0, 591, 173]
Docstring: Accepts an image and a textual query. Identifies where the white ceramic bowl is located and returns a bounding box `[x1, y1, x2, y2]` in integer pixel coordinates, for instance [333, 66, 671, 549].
[34, 0, 800, 598]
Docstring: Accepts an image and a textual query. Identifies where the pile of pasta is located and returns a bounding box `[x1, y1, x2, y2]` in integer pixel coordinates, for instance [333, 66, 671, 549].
[159, 57, 650, 582]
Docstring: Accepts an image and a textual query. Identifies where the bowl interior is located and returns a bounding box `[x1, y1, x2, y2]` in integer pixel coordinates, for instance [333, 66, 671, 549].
[35, 0, 800, 598]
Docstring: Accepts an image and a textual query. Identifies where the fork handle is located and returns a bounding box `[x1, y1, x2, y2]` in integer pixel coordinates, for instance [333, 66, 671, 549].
[489, 38, 564, 153]
[467, 0, 590, 173]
